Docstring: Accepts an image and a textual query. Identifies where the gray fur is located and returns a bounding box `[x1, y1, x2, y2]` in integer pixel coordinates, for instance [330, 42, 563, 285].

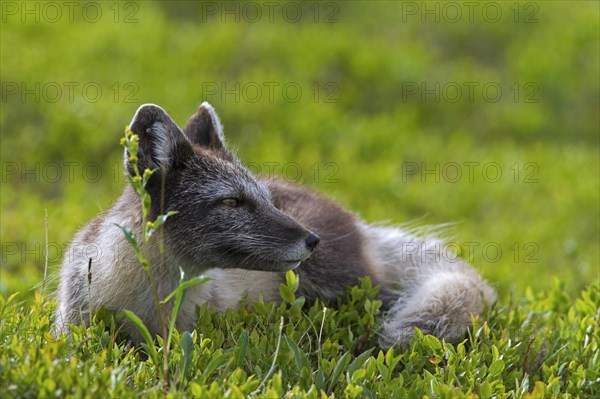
[55, 102, 496, 347]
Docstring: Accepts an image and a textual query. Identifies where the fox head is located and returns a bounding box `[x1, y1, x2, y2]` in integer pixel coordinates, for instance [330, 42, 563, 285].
[126, 102, 320, 273]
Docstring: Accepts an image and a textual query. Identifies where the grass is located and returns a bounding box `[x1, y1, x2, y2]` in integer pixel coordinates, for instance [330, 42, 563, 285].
[1, 278, 598, 397]
[1, 1, 598, 397]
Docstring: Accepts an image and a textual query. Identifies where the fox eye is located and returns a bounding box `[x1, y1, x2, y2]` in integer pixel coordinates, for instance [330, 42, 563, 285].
[221, 197, 240, 207]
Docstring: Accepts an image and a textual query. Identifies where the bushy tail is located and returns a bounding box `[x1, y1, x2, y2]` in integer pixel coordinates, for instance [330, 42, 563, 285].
[360, 223, 496, 347]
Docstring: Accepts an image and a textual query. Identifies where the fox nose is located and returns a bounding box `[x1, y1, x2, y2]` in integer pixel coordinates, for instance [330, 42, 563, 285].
[305, 232, 320, 250]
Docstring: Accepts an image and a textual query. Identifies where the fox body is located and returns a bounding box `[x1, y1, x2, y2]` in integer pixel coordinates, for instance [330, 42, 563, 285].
[56, 102, 496, 347]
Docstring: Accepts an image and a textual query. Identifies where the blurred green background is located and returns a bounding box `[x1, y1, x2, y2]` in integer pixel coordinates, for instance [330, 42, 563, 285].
[1, 1, 598, 301]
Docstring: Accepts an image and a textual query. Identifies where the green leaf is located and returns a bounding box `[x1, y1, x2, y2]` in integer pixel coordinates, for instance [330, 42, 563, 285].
[489, 359, 505, 376]
[190, 382, 202, 398]
[314, 368, 327, 391]
[279, 284, 296, 304]
[351, 368, 366, 383]
[479, 381, 492, 399]
[328, 351, 351, 393]
[285, 270, 299, 292]
[179, 331, 194, 381]
[161, 275, 211, 305]
[122, 309, 158, 365]
[423, 335, 442, 352]
[376, 361, 390, 383]
[114, 224, 139, 253]
[204, 352, 230, 378]
[348, 348, 374, 376]
[0, 292, 19, 319]
[166, 272, 210, 358]
[146, 210, 179, 238]
[234, 331, 249, 368]
[285, 336, 311, 373]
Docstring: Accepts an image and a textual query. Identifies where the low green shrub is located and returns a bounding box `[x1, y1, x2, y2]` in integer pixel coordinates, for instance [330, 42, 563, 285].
[1, 278, 597, 398]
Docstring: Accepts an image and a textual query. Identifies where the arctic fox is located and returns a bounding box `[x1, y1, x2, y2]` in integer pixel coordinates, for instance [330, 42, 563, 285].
[55, 102, 496, 347]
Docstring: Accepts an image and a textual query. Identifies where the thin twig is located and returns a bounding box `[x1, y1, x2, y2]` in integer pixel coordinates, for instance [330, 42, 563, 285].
[87, 258, 93, 327]
[251, 316, 285, 397]
[317, 307, 327, 368]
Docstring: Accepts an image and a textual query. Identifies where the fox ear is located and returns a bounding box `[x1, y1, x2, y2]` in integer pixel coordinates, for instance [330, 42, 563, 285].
[183, 102, 226, 151]
[126, 104, 192, 174]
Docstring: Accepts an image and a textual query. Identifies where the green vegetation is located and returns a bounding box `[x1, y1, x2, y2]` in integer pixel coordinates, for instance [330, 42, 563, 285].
[1, 1, 598, 397]
[1, 277, 598, 397]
